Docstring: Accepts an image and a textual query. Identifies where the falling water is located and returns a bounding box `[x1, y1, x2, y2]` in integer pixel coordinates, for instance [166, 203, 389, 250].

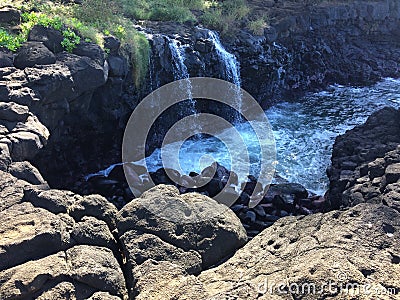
[207, 30, 242, 119]
[166, 37, 197, 118]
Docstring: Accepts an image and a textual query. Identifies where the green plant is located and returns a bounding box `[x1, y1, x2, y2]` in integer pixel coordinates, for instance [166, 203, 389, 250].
[61, 28, 81, 52]
[200, 0, 250, 35]
[0, 29, 24, 51]
[248, 16, 268, 36]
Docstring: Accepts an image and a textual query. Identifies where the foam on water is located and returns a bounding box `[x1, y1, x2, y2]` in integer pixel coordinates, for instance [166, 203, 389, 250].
[146, 78, 400, 194]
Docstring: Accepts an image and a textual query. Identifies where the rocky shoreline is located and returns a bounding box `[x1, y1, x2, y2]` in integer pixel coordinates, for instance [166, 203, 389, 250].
[1, 1, 400, 299]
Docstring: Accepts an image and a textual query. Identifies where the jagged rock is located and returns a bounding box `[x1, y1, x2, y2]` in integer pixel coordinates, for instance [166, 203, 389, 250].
[28, 25, 64, 53]
[9, 161, 46, 185]
[0, 202, 71, 271]
[118, 185, 247, 269]
[14, 42, 56, 69]
[0, 102, 29, 122]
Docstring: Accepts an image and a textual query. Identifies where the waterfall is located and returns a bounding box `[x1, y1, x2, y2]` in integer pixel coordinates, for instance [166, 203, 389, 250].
[167, 37, 199, 132]
[207, 30, 242, 120]
[207, 31, 241, 87]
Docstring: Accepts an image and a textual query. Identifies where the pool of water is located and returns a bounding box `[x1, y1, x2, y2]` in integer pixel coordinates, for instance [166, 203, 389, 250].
[145, 78, 400, 194]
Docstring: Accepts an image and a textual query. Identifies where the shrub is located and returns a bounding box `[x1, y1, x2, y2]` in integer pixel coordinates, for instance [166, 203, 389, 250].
[248, 16, 268, 36]
[61, 28, 81, 52]
[0, 29, 23, 51]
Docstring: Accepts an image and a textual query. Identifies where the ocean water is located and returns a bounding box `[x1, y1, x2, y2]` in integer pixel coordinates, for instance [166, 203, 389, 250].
[145, 78, 400, 194]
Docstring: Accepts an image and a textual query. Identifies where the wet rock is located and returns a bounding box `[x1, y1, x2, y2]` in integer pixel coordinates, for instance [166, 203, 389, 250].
[118, 184, 247, 269]
[14, 42, 56, 69]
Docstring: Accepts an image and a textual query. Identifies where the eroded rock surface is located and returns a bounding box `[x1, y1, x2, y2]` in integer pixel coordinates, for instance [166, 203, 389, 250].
[133, 204, 400, 299]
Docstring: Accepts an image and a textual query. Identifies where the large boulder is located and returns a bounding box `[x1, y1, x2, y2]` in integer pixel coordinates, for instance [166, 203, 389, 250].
[28, 25, 64, 53]
[117, 184, 247, 296]
[0, 202, 71, 271]
[0, 245, 127, 299]
[133, 204, 400, 299]
[0, 7, 20, 24]
[14, 42, 56, 69]
[118, 185, 247, 268]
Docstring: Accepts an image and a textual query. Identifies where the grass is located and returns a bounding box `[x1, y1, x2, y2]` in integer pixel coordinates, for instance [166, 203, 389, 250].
[0, 0, 256, 85]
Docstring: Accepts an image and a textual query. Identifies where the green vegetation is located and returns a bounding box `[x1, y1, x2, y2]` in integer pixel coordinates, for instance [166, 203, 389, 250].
[0, 0, 263, 85]
[247, 15, 269, 36]
[0, 29, 24, 51]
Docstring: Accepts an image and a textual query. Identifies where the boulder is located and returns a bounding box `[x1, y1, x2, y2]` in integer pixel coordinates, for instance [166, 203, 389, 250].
[0, 245, 127, 299]
[117, 185, 247, 269]
[24, 188, 76, 214]
[28, 25, 64, 53]
[0, 202, 71, 271]
[9, 161, 46, 185]
[0, 51, 14, 67]
[69, 194, 119, 230]
[0, 7, 20, 24]
[0, 102, 29, 122]
[0, 171, 29, 212]
[73, 42, 106, 64]
[71, 216, 118, 252]
[120, 231, 202, 292]
[66, 245, 127, 298]
[14, 42, 56, 69]
[133, 260, 208, 300]
[197, 203, 400, 299]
